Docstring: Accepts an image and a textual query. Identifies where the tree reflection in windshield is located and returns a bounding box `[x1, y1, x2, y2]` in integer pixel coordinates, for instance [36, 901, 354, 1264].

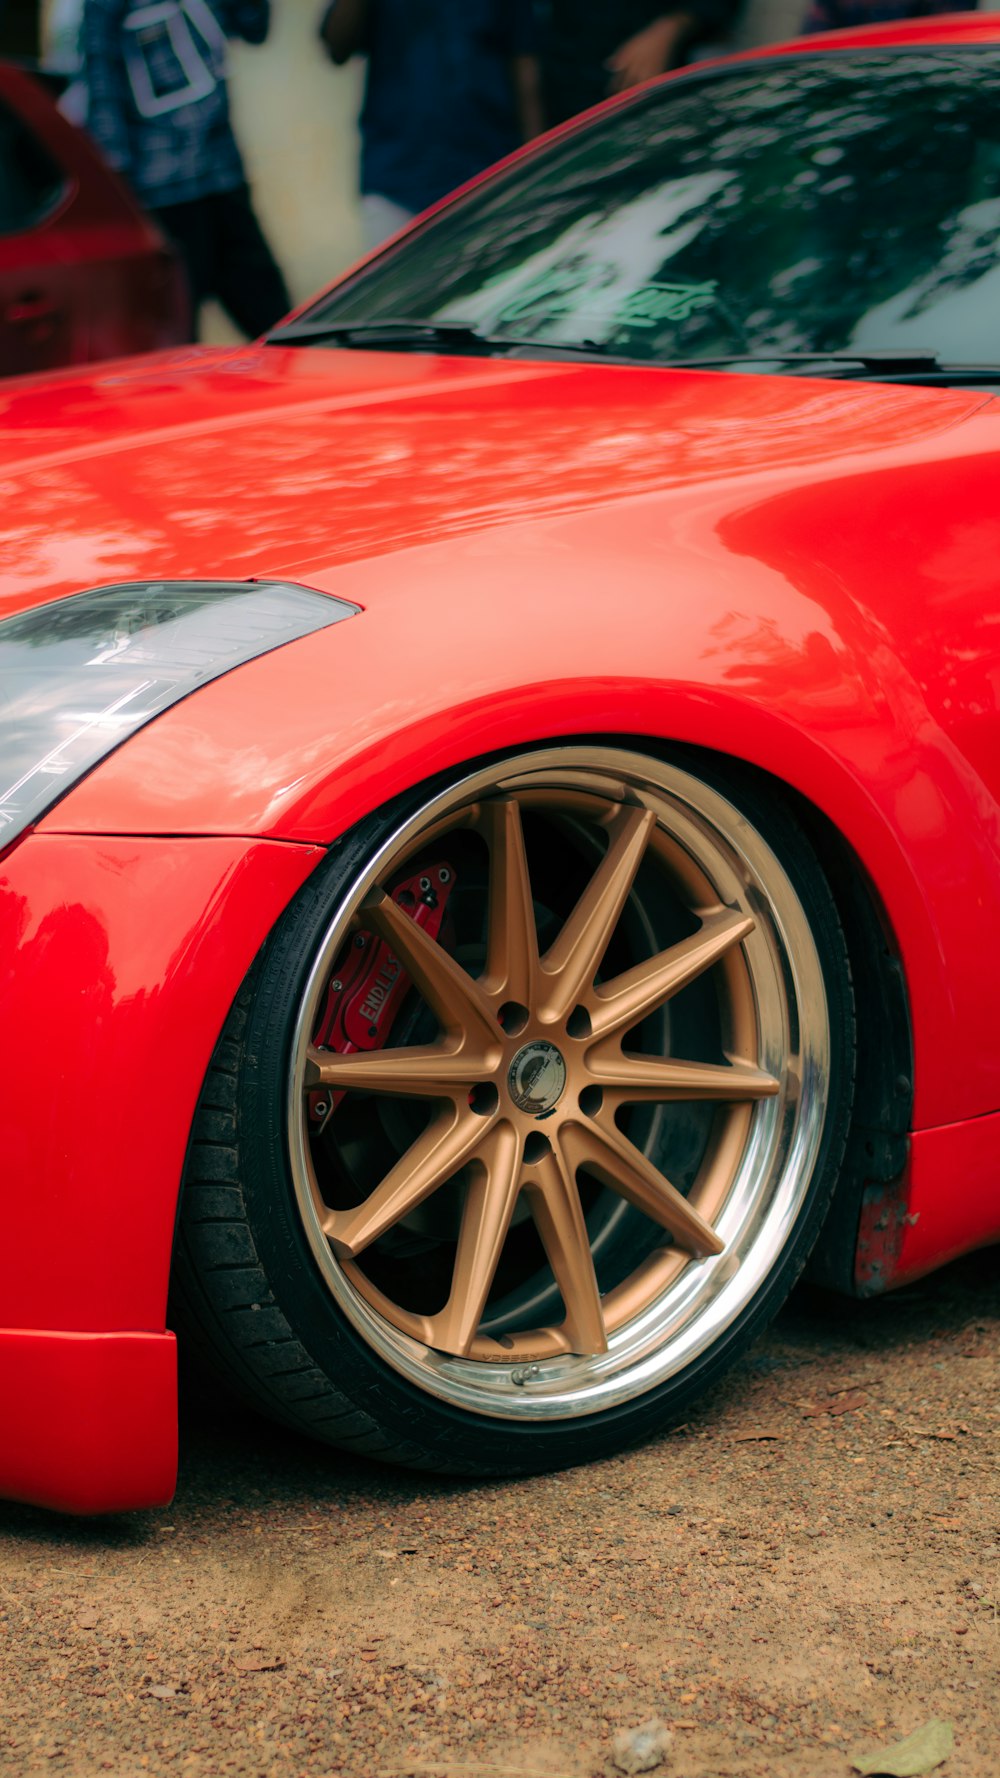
[308, 50, 1000, 367]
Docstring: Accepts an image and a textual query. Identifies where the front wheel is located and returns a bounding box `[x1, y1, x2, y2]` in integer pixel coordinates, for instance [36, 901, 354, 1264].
[174, 746, 854, 1473]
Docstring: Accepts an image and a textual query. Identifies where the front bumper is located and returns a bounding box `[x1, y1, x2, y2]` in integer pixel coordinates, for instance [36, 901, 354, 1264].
[0, 1329, 176, 1513]
[0, 829, 324, 1511]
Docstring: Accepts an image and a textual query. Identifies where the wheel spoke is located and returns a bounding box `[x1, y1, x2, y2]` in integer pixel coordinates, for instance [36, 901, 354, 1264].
[363, 887, 497, 1042]
[540, 805, 655, 1021]
[305, 1041, 496, 1099]
[588, 908, 754, 1040]
[430, 1120, 523, 1356]
[268, 730, 849, 1441]
[481, 798, 539, 1004]
[591, 1051, 780, 1104]
[322, 1104, 484, 1257]
[561, 1118, 724, 1258]
[526, 1144, 607, 1355]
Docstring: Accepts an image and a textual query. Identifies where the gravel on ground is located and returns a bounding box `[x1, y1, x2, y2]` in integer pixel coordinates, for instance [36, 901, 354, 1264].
[1, 1251, 997, 1778]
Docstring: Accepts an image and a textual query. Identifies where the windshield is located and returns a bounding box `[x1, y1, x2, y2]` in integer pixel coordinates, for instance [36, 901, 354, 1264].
[298, 47, 1000, 369]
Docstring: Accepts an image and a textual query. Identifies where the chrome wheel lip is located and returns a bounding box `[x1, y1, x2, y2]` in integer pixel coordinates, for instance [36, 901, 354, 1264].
[287, 746, 830, 1423]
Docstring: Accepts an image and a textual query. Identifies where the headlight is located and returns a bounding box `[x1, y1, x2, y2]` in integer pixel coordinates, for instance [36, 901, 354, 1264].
[0, 579, 359, 850]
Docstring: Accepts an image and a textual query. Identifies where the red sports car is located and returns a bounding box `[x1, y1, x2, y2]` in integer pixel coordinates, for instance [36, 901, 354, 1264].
[0, 61, 187, 376]
[2, 16, 998, 1514]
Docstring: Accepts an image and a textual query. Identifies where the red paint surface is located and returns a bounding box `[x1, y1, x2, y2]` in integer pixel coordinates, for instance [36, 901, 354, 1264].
[1, 17, 999, 1510]
[0, 1330, 176, 1513]
[0, 64, 187, 377]
[0, 834, 323, 1332]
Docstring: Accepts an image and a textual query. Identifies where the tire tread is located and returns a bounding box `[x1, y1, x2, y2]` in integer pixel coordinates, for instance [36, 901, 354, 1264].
[173, 990, 440, 1468]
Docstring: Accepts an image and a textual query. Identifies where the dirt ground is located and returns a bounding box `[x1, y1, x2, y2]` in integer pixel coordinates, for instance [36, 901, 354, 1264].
[1, 1251, 998, 1778]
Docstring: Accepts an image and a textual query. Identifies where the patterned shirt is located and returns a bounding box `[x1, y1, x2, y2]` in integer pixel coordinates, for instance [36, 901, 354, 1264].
[82, 0, 269, 206]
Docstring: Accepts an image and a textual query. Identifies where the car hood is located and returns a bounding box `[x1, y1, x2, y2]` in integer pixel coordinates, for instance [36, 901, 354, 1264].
[0, 342, 991, 620]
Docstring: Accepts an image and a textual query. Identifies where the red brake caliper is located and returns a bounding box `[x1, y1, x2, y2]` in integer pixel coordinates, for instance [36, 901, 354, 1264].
[309, 863, 457, 1125]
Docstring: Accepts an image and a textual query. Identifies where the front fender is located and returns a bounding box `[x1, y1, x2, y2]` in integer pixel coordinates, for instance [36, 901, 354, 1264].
[39, 662, 999, 1142]
[38, 406, 1000, 1132]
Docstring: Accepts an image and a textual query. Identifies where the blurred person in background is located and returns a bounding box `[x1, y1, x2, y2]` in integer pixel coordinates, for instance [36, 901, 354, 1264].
[82, 0, 290, 337]
[320, 0, 542, 250]
[537, 0, 744, 126]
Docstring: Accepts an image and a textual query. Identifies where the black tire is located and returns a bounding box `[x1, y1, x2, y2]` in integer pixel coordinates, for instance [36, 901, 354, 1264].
[173, 746, 855, 1475]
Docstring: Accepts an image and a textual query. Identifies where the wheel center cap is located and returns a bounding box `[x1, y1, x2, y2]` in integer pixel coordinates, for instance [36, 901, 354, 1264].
[508, 1040, 567, 1116]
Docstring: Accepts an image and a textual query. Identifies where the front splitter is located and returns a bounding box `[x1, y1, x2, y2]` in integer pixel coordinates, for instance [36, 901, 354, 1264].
[0, 1328, 176, 1514]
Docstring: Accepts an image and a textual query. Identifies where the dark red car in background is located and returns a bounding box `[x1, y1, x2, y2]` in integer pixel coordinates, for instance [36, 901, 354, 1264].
[0, 61, 187, 376]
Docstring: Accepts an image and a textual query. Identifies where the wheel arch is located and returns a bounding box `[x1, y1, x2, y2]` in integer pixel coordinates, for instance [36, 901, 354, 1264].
[170, 733, 915, 1307]
[280, 699, 931, 1126]
[170, 739, 854, 1468]
[654, 742, 915, 1296]
[247, 669, 970, 1134]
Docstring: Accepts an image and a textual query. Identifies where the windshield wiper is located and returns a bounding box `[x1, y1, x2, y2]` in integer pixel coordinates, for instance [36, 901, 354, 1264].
[264, 326, 1000, 383]
[659, 348, 1000, 378]
[661, 349, 1000, 385]
[263, 318, 647, 364]
[665, 348, 944, 370]
[264, 319, 505, 353]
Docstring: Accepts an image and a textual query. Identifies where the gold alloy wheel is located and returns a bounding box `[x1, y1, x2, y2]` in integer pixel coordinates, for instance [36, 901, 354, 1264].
[288, 749, 831, 1422]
